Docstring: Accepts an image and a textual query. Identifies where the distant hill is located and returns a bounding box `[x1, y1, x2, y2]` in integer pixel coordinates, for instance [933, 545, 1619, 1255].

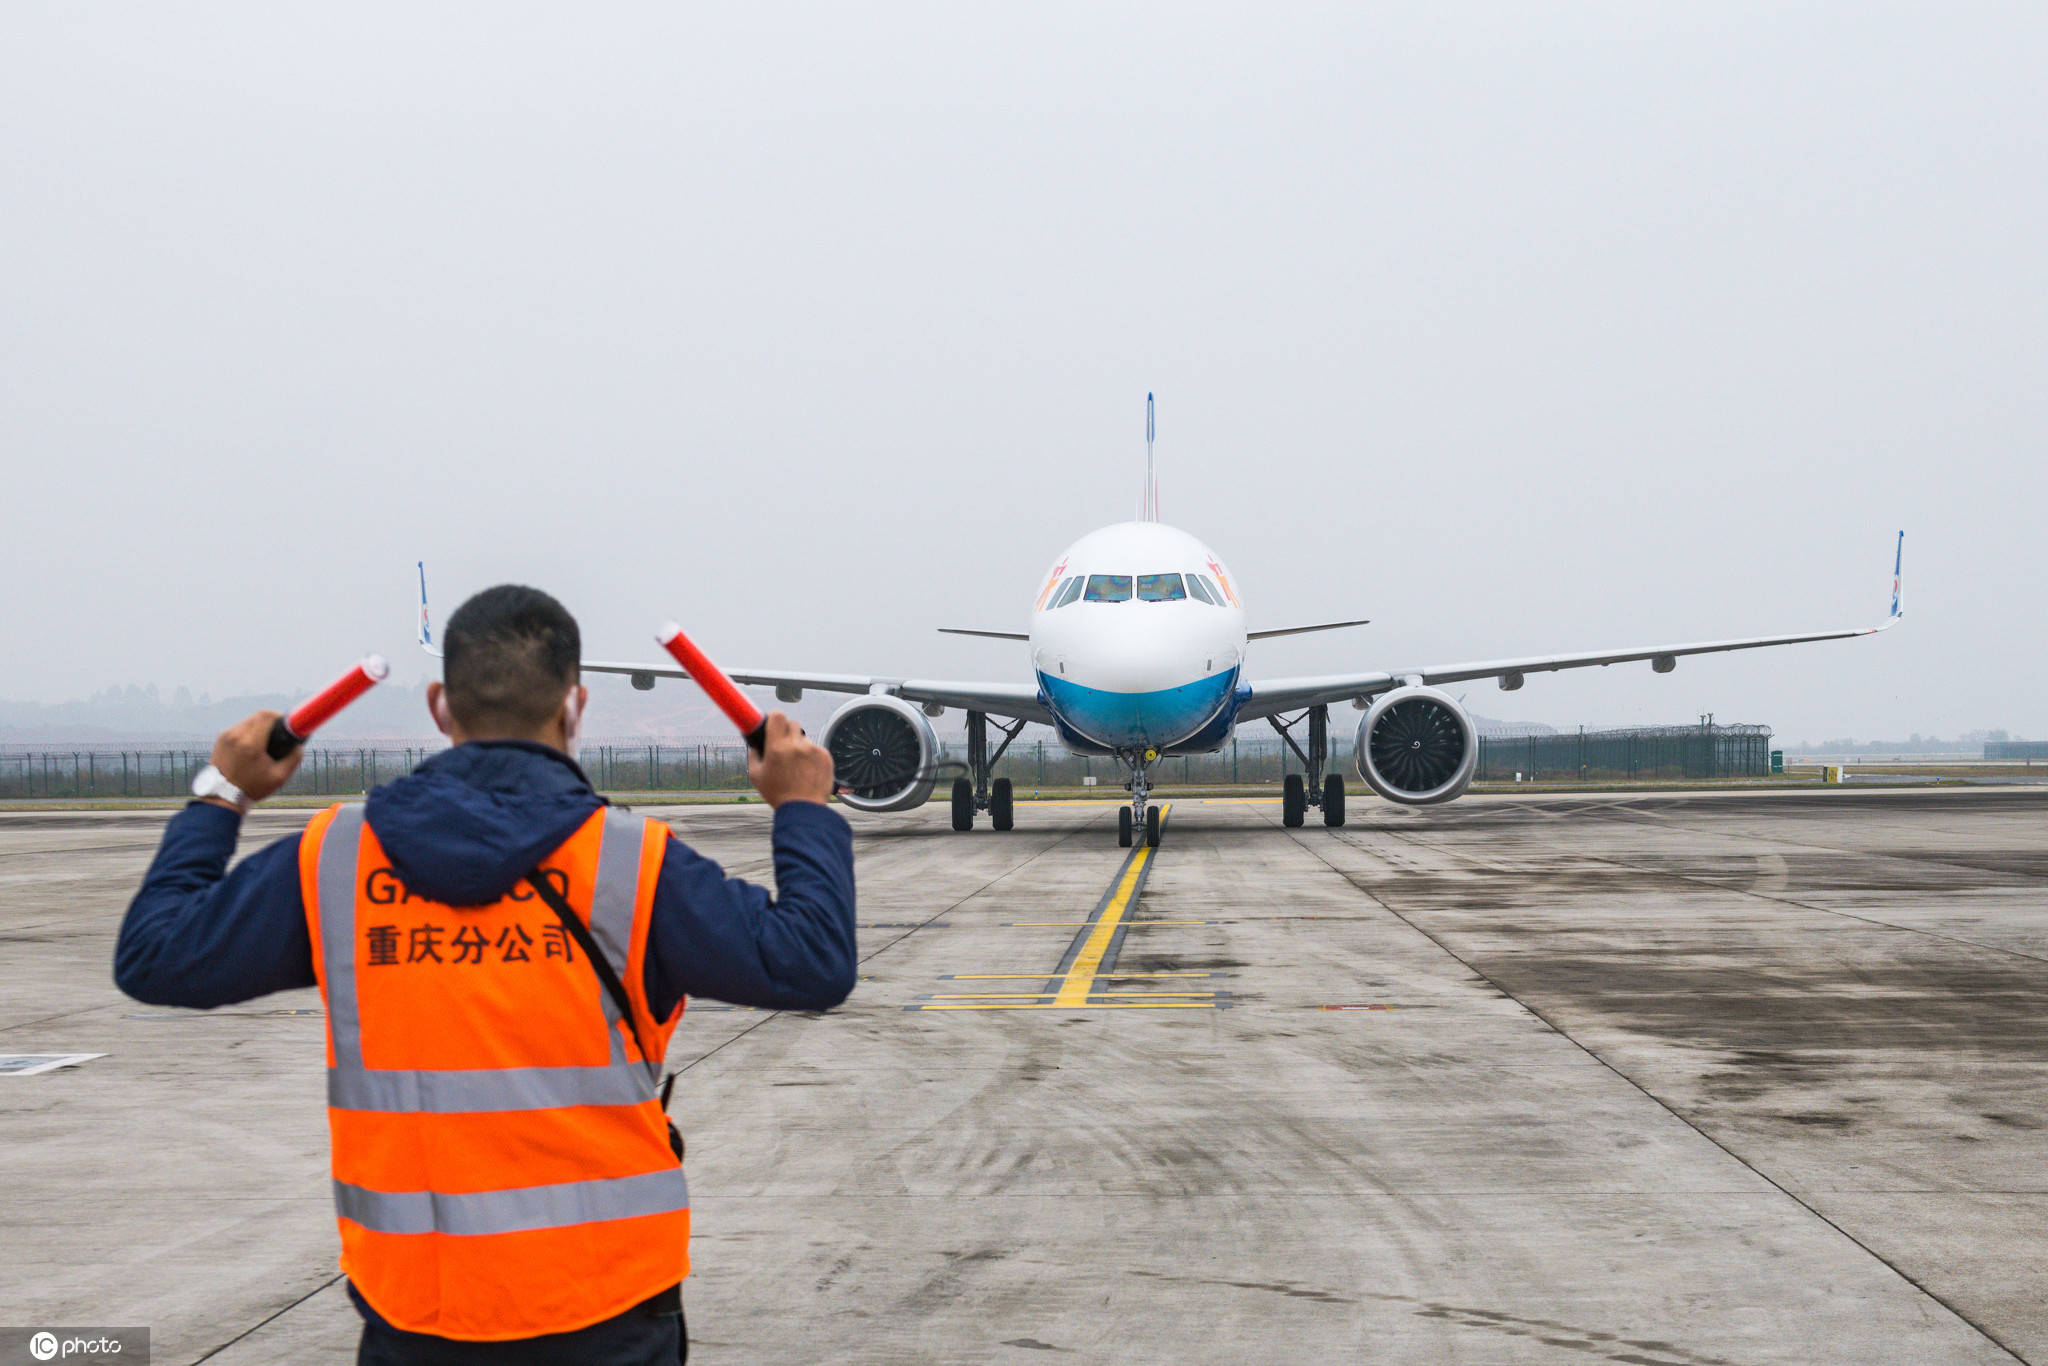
[1782, 730, 2025, 756]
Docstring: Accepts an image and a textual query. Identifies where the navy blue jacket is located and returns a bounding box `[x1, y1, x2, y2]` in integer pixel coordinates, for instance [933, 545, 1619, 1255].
[116, 741, 857, 1017]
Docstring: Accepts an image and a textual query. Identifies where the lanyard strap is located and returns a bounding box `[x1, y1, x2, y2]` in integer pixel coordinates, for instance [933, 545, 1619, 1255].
[524, 869, 654, 1072]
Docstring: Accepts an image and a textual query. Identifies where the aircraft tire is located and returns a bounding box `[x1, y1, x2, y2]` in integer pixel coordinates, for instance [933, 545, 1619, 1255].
[991, 777, 1014, 831]
[1145, 805, 1162, 848]
[1118, 806, 1134, 848]
[1323, 774, 1346, 827]
[1282, 774, 1307, 827]
[951, 777, 975, 832]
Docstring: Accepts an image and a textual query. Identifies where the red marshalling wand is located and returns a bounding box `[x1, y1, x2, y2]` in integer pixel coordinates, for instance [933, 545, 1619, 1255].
[656, 623, 768, 753]
[266, 655, 391, 759]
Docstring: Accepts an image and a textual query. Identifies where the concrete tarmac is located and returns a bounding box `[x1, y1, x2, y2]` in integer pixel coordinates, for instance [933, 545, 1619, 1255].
[3, 789, 2045, 1364]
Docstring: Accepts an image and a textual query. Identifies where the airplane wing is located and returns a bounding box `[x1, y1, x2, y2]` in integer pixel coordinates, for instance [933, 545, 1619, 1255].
[417, 562, 1053, 725]
[578, 656, 1054, 725]
[1237, 532, 1905, 723]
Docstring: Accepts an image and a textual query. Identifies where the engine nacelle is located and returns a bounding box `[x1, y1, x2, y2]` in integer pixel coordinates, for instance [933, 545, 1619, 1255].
[820, 695, 940, 813]
[1355, 686, 1478, 806]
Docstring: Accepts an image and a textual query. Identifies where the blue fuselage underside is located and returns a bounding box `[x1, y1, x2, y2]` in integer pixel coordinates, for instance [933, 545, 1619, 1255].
[1037, 667, 1241, 755]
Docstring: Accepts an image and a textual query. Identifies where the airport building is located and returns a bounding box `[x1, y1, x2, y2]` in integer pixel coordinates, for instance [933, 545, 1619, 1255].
[1985, 739, 2048, 760]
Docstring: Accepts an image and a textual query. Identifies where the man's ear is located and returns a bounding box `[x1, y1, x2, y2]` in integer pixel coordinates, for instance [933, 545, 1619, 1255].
[565, 684, 588, 727]
[427, 682, 454, 736]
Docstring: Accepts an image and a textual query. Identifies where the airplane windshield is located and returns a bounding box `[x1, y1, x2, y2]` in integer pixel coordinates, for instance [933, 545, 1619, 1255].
[1052, 576, 1085, 608]
[1083, 574, 1133, 603]
[1186, 575, 1218, 605]
[1137, 573, 1186, 602]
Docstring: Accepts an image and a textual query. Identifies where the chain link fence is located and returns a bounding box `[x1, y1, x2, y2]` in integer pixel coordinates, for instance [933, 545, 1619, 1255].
[0, 722, 1771, 799]
[0, 742, 760, 800]
[0, 737, 1285, 798]
[1473, 723, 1773, 782]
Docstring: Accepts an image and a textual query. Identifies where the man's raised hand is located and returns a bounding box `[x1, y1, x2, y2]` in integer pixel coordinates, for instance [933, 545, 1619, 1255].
[203, 711, 306, 809]
[747, 712, 836, 809]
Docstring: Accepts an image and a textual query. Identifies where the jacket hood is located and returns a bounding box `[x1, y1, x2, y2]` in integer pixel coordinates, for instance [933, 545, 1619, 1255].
[363, 741, 605, 907]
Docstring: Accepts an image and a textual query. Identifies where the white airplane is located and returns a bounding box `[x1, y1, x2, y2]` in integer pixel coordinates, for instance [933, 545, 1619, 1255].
[423, 399, 1904, 848]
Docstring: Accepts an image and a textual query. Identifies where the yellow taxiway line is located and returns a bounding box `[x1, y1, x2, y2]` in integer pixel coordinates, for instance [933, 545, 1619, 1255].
[916, 1001, 1219, 1011]
[913, 805, 1230, 1012]
[1009, 919, 1206, 927]
[1052, 808, 1166, 1006]
[928, 991, 1216, 1000]
[946, 972, 1213, 980]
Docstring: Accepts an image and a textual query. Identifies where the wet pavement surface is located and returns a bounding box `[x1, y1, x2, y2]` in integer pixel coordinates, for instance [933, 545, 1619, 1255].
[3, 789, 2043, 1363]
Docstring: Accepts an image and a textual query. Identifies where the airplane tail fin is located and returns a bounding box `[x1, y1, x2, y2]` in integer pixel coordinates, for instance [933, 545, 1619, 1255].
[1139, 392, 1158, 522]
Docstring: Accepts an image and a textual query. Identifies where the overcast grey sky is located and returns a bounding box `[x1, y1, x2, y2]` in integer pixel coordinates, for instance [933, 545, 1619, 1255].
[2, 4, 2041, 744]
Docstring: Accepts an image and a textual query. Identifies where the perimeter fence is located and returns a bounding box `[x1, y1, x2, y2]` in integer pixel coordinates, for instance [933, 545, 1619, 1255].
[1, 722, 1773, 799]
[1474, 724, 1773, 782]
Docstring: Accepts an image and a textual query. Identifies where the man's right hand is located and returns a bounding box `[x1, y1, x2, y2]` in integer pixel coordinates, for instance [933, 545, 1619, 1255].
[204, 711, 306, 809]
[747, 712, 836, 808]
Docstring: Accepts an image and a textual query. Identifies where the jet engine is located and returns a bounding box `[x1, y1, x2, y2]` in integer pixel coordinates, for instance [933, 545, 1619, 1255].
[1354, 686, 1478, 805]
[821, 695, 940, 813]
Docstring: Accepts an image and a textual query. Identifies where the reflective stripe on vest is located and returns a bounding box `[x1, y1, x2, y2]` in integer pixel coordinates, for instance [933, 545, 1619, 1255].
[334, 1166, 689, 1236]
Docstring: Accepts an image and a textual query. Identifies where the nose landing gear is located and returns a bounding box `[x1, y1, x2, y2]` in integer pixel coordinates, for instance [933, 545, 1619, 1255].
[1118, 750, 1162, 847]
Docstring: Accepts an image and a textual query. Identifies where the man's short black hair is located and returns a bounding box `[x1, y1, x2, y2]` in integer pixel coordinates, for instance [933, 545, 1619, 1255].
[442, 585, 581, 734]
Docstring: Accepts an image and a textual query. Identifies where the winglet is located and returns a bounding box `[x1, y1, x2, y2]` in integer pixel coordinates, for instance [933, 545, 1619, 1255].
[1866, 530, 1905, 634]
[1889, 530, 1904, 622]
[418, 561, 443, 658]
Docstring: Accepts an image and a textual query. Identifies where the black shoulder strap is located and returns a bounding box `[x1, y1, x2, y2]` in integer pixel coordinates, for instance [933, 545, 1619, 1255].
[524, 869, 652, 1068]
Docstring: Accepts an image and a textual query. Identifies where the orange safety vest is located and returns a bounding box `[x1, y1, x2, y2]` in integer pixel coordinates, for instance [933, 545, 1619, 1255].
[299, 803, 687, 1341]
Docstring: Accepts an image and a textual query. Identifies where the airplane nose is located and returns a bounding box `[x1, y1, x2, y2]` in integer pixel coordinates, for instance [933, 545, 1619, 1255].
[1086, 638, 1179, 694]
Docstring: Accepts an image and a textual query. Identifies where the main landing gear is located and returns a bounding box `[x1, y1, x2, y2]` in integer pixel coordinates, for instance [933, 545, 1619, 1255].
[1117, 752, 1162, 849]
[950, 710, 1026, 833]
[1270, 704, 1346, 829]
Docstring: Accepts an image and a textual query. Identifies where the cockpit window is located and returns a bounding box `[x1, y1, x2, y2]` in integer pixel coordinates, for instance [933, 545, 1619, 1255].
[1083, 574, 1132, 603]
[1192, 574, 1227, 605]
[1186, 574, 1218, 606]
[1136, 573, 1186, 602]
[1052, 576, 1085, 609]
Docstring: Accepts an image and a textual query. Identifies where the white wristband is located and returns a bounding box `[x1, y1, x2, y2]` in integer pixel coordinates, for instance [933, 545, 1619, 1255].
[191, 764, 253, 814]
